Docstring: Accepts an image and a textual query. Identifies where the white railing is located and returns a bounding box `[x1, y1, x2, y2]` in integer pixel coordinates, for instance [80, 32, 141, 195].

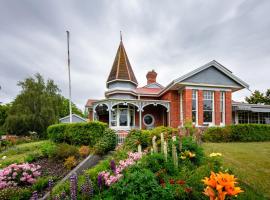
[116, 131, 129, 144]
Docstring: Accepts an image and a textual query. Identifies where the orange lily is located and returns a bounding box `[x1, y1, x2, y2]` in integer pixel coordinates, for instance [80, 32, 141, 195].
[203, 186, 216, 200]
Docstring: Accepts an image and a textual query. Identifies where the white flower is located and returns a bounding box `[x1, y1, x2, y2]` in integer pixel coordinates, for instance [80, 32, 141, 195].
[2, 156, 7, 160]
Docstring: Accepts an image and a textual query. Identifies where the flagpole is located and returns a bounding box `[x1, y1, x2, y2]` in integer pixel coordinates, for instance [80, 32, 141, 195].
[66, 31, 72, 123]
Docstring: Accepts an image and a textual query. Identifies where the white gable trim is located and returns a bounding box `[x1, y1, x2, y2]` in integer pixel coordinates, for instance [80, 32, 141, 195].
[59, 114, 87, 122]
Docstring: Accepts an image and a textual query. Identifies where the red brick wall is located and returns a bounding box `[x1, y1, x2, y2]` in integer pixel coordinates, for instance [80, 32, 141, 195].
[225, 91, 232, 125]
[141, 105, 167, 129]
[214, 91, 221, 125]
[88, 110, 93, 121]
[198, 90, 203, 126]
[161, 90, 180, 128]
[182, 89, 192, 124]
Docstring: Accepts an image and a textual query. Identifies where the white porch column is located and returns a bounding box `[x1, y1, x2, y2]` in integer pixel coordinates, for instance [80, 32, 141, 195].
[108, 109, 111, 127]
[168, 110, 170, 127]
[92, 110, 95, 121]
[235, 110, 239, 124]
[139, 108, 142, 129]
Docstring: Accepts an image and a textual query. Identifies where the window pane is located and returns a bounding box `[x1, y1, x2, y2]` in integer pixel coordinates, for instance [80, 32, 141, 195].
[130, 109, 134, 126]
[203, 100, 212, 110]
[119, 109, 128, 126]
[203, 111, 212, 122]
[192, 111, 196, 123]
[192, 99, 196, 110]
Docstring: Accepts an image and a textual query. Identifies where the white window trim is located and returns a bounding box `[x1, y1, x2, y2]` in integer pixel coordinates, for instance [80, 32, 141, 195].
[110, 105, 135, 129]
[203, 91, 215, 126]
[220, 92, 226, 126]
[192, 90, 198, 126]
[143, 114, 155, 127]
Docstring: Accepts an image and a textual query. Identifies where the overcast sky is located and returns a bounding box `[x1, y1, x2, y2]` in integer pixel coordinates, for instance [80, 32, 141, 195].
[1, 0, 270, 110]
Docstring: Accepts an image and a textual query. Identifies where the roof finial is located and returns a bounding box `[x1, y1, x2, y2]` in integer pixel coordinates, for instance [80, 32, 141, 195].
[120, 31, 122, 41]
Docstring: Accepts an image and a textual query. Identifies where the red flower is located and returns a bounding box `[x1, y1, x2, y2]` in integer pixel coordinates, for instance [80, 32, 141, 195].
[176, 180, 186, 185]
[159, 179, 165, 184]
[169, 179, 175, 185]
[185, 187, 192, 193]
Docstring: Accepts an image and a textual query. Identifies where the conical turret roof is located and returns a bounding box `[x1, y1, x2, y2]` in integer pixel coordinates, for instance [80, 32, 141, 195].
[106, 40, 138, 86]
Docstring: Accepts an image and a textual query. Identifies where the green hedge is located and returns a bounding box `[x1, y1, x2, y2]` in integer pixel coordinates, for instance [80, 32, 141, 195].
[203, 124, 270, 142]
[47, 121, 107, 146]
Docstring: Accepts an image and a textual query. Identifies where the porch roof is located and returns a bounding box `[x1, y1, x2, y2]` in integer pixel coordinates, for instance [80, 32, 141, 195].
[232, 102, 270, 113]
[92, 98, 170, 112]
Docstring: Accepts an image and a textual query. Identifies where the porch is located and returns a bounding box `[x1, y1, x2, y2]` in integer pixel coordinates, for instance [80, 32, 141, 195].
[92, 99, 170, 131]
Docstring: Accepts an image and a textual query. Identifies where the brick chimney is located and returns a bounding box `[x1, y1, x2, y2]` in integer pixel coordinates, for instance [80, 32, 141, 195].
[146, 70, 157, 84]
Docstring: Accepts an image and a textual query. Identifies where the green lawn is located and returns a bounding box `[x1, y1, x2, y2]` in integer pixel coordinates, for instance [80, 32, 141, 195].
[203, 142, 270, 199]
[0, 140, 49, 168]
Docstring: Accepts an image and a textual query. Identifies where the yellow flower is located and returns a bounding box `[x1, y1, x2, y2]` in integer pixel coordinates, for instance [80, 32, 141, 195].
[209, 153, 222, 157]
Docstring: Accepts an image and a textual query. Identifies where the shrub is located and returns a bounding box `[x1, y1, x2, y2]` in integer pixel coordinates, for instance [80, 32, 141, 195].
[104, 167, 172, 200]
[25, 152, 42, 163]
[40, 141, 57, 158]
[93, 128, 117, 155]
[64, 156, 77, 170]
[47, 121, 107, 145]
[203, 124, 270, 142]
[0, 163, 41, 189]
[181, 137, 204, 165]
[124, 129, 149, 151]
[79, 145, 90, 158]
[52, 143, 79, 160]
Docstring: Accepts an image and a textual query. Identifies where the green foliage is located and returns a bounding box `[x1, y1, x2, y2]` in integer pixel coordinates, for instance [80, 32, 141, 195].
[4, 74, 62, 137]
[0, 104, 10, 135]
[245, 89, 270, 105]
[123, 129, 149, 151]
[140, 153, 176, 175]
[59, 96, 85, 118]
[93, 128, 117, 155]
[104, 166, 172, 200]
[32, 176, 53, 192]
[0, 187, 32, 200]
[47, 121, 107, 145]
[25, 151, 42, 162]
[52, 143, 79, 160]
[181, 137, 204, 165]
[40, 141, 57, 158]
[203, 124, 270, 142]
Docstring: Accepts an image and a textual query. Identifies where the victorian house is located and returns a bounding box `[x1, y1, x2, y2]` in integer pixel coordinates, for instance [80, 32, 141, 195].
[85, 39, 270, 131]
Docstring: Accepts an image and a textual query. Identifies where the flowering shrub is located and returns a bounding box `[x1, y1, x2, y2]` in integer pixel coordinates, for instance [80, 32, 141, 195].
[202, 171, 244, 200]
[180, 150, 196, 160]
[98, 152, 145, 187]
[0, 163, 41, 189]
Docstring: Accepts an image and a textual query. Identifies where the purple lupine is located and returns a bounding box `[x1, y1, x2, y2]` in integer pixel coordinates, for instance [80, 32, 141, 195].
[48, 179, 54, 197]
[61, 191, 67, 199]
[30, 191, 38, 200]
[53, 195, 60, 200]
[97, 173, 103, 190]
[70, 174, 78, 200]
[110, 160, 116, 174]
[81, 176, 94, 198]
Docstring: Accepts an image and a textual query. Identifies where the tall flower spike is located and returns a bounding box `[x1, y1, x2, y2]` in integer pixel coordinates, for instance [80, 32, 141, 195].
[138, 144, 142, 153]
[164, 141, 168, 161]
[97, 173, 103, 190]
[172, 136, 178, 169]
[160, 133, 164, 154]
[30, 191, 38, 200]
[152, 136, 157, 153]
[110, 160, 116, 174]
[70, 174, 78, 200]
